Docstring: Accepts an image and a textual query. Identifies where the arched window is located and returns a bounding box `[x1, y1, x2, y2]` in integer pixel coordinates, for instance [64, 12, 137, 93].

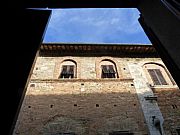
[143, 63, 175, 86]
[100, 60, 118, 78]
[59, 60, 77, 79]
[147, 69, 167, 85]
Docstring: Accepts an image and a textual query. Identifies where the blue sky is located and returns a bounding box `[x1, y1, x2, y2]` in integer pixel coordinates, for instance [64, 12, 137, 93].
[43, 8, 151, 44]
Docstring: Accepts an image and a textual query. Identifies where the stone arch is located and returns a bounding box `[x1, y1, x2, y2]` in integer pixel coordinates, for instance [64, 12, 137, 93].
[61, 59, 77, 65]
[143, 62, 176, 86]
[59, 59, 77, 78]
[98, 59, 119, 78]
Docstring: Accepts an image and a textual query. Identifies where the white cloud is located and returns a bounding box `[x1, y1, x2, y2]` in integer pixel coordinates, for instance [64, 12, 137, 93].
[43, 8, 149, 43]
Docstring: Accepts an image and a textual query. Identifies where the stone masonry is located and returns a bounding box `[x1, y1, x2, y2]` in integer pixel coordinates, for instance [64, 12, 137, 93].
[13, 44, 180, 135]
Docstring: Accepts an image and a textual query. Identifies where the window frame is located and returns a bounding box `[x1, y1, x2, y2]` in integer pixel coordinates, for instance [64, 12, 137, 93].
[148, 69, 168, 85]
[101, 65, 116, 78]
[59, 65, 75, 79]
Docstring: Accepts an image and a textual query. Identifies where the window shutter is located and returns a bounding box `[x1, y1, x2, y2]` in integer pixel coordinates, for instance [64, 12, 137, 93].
[69, 65, 74, 78]
[148, 69, 168, 85]
[101, 65, 116, 78]
[67, 65, 74, 74]
[155, 69, 167, 85]
[108, 65, 115, 73]
[102, 65, 109, 73]
[102, 65, 115, 73]
[148, 69, 161, 85]
[60, 65, 74, 78]
[61, 66, 68, 74]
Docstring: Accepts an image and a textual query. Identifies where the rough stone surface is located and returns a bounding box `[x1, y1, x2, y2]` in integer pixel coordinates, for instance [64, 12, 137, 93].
[13, 56, 179, 135]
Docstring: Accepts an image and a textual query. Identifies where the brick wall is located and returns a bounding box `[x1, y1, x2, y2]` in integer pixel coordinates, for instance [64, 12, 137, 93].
[153, 88, 180, 135]
[15, 80, 148, 135]
[13, 56, 179, 135]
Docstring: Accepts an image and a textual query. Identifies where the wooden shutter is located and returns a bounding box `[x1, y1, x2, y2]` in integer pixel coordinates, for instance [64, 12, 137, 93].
[60, 65, 74, 78]
[101, 65, 116, 78]
[101, 65, 107, 78]
[102, 65, 115, 73]
[102, 65, 109, 73]
[67, 65, 74, 74]
[61, 65, 68, 74]
[148, 69, 167, 85]
[108, 65, 115, 73]
[148, 69, 160, 85]
[154, 69, 167, 85]
[68, 65, 74, 78]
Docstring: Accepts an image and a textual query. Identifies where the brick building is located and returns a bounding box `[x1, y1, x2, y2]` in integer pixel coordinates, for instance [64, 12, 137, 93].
[13, 43, 180, 135]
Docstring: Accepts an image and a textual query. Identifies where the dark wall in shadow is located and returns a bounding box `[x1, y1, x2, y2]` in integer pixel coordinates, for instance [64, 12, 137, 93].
[3, 8, 51, 135]
[14, 91, 149, 135]
[152, 88, 180, 135]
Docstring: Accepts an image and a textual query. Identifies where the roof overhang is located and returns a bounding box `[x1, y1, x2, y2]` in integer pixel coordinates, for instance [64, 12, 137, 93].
[40, 43, 159, 57]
